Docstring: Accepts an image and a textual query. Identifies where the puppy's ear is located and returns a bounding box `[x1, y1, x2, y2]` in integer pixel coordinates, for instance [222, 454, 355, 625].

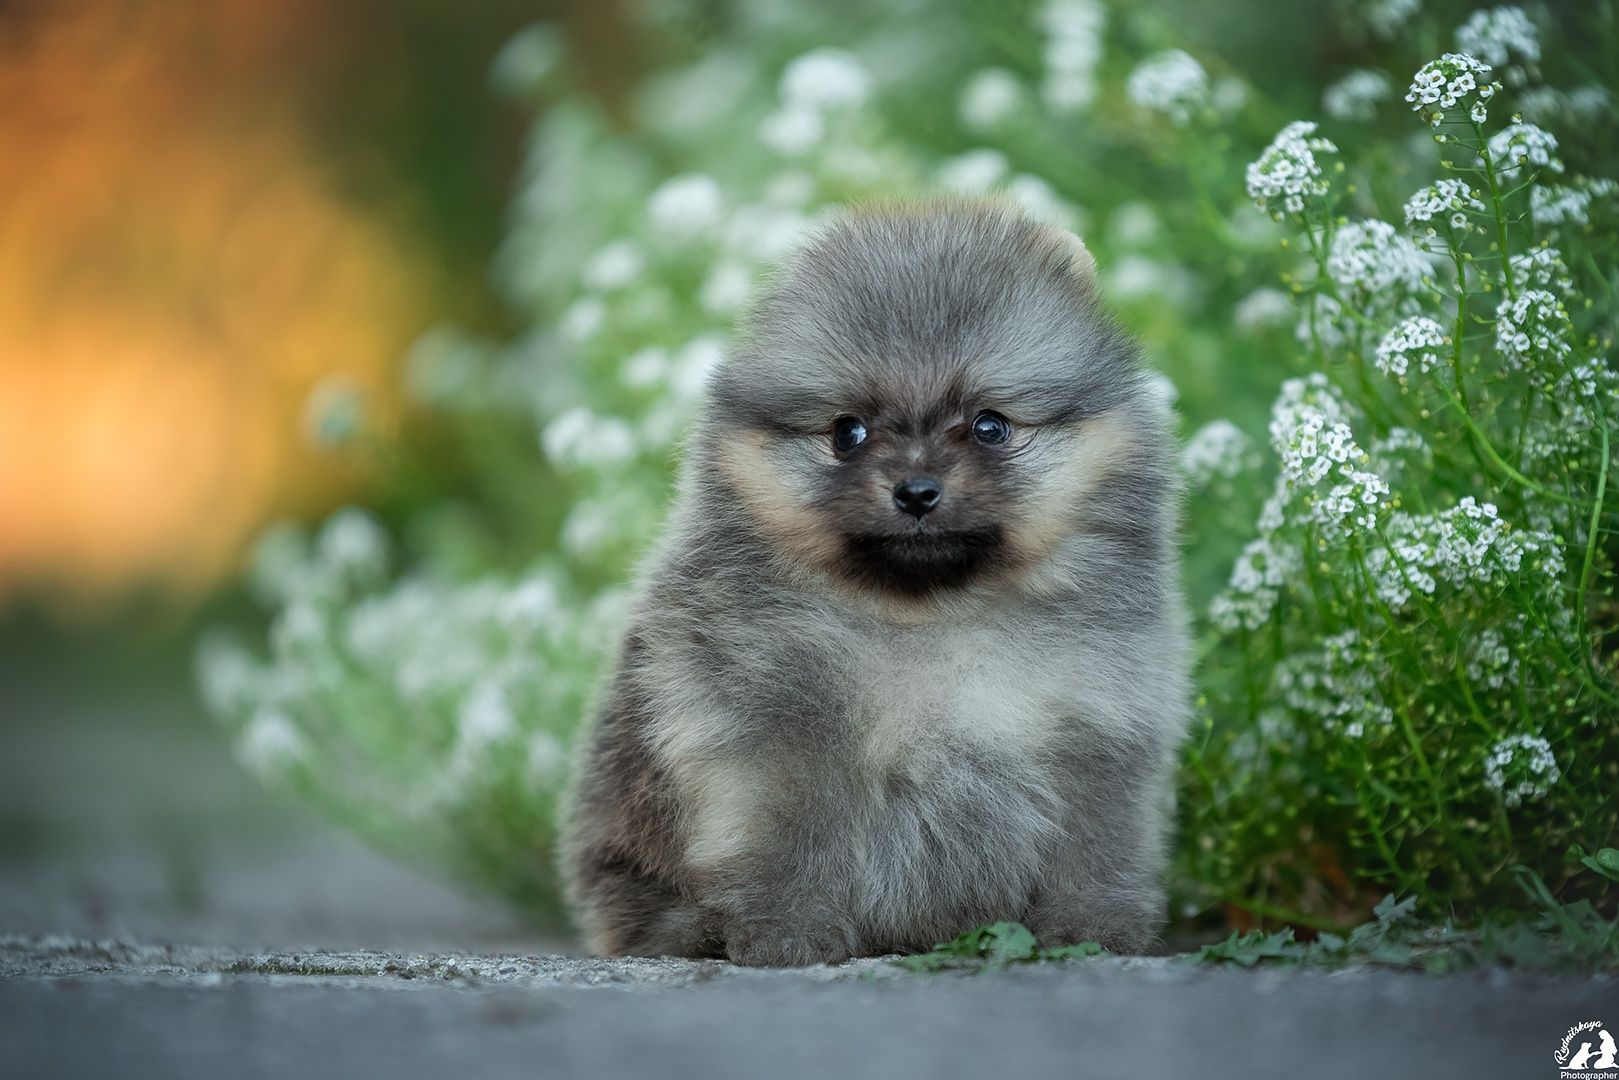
[1056, 230, 1098, 292]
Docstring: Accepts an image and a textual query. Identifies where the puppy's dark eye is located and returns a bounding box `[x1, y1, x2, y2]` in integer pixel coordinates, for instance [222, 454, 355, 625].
[832, 416, 868, 454]
[971, 410, 1012, 446]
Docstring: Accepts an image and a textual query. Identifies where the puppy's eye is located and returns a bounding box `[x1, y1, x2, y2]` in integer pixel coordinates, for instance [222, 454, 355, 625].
[971, 410, 1013, 446]
[832, 416, 868, 454]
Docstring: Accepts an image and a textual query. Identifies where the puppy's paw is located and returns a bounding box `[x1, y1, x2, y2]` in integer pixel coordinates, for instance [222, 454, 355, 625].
[1028, 893, 1162, 955]
[723, 916, 854, 967]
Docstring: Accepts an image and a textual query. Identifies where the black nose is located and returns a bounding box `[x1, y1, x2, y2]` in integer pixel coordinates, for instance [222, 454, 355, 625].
[893, 476, 942, 517]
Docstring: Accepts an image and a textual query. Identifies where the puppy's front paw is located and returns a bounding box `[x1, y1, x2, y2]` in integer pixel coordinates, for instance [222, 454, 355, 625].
[1028, 893, 1162, 955]
[723, 917, 854, 967]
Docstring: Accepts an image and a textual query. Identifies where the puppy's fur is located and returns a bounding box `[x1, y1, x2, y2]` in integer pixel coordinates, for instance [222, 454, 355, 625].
[562, 199, 1190, 965]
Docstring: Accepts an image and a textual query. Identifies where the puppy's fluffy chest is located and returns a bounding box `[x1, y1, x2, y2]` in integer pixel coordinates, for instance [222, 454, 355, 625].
[842, 619, 1066, 777]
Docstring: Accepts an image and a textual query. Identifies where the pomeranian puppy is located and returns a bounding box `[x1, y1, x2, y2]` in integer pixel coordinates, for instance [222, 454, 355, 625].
[562, 198, 1189, 965]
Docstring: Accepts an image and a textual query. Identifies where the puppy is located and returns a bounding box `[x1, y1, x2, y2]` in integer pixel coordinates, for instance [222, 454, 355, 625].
[561, 198, 1190, 965]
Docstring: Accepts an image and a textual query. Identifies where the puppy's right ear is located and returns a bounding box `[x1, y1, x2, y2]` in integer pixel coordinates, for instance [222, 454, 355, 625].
[1056, 230, 1099, 293]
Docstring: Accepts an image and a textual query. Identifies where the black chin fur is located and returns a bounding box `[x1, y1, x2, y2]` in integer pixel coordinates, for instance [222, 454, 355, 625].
[839, 527, 1005, 595]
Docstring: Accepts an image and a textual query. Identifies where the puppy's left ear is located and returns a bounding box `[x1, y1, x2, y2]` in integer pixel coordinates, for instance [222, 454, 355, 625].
[1055, 230, 1098, 293]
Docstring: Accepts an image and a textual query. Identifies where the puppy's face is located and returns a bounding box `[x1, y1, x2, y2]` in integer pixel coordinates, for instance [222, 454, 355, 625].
[705, 201, 1154, 600]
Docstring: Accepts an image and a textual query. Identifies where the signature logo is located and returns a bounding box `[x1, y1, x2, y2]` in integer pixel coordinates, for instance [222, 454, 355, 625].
[1558, 1021, 1619, 1077]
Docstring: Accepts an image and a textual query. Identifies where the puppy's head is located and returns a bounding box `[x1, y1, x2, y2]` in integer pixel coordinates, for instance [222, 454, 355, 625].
[702, 198, 1162, 601]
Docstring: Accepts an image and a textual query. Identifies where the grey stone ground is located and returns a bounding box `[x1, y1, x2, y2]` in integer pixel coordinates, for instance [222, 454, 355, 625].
[3, 672, 1615, 1079]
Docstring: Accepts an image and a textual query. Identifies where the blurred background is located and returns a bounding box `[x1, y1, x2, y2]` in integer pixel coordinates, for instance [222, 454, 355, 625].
[9, 0, 1601, 949]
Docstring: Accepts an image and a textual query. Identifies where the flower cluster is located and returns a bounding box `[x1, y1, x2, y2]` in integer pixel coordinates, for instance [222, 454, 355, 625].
[1039, 0, 1106, 112]
[1375, 316, 1448, 379]
[1530, 179, 1616, 227]
[1326, 219, 1430, 298]
[1277, 631, 1393, 738]
[1486, 123, 1563, 176]
[1322, 69, 1393, 122]
[1494, 289, 1573, 372]
[1454, 6, 1539, 82]
[1405, 52, 1499, 126]
[1127, 50, 1209, 125]
[1403, 178, 1485, 241]
[760, 48, 872, 157]
[1182, 419, 1254, 486]
[1246, 121, 1338, 218]
[1484, 734, 1561, 808]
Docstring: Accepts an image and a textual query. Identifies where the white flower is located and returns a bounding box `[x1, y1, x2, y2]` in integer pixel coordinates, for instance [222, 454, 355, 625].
[1375, 316, 1449, 378]
[1486, 123, 1563, 176]
[758, 106, 824, 157]
[541, 407, 637, 470]
[619, 346, 669, 390]
[1211, 535, 1300, 631]
[1530, 179, 1616, 227]
[1004, 174, 1072, 226]
[1233, 287, 1294, 331]
[1454, 7, 1539, 77]
[1362, 0, 1421, 38]
[196, 632, 259, 716]
[1493, 289, 1572, 371]
[780, 48, 871, 113]
[1508, 246, 1573, 293]
[1327, 219, 1430, 297]
[1403, 178, 1485, 234]
[582, 241, 645, 291]
[235, 710, 307, 777]
[489, 24, 563, 99]
[1182, 419, 1253, 486]
[700, 262, 753, 314]
[671, 334, 726, 400]
[1038, 0, 1106, 113]
[1405, 52, 1499, 126]
[525, 730, 568, 787]
[959, 68, 1022, 130]
[937, 148, 1010, 193]
[319, 508, 389, 583]
[1126, 50, 1209, 125]
[1466, 628, 1519, 690]
[560, 296, 605, 342]
[1484, 734, 1560, 808]
[1323, 69, 1393, 122]
[648, 174, 724, 237]
[1246, 121, 1337, 217]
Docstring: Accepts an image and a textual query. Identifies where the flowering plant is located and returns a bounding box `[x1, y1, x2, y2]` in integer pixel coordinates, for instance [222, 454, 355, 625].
[199, 1, 1617, 931]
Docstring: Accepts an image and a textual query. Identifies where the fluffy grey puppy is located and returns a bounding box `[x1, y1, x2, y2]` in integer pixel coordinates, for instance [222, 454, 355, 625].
[561, 198, 1189, 966]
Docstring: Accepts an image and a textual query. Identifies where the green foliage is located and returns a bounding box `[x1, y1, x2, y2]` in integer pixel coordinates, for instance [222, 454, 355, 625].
[894, 922, 1106, 972]
[197, 0, 1619, 936]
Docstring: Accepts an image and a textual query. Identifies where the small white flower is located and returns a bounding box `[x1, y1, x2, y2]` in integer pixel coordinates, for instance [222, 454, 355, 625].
[1454, 6, 1539, 79]
[1327, 219, 1430, 297]
[620, 346, 670, 390]
[1362, 0, 1421, 38]
[582, 241, 644, 291]
[758, 106, 824, 157]
[1233, 287, 1294, 331]
[1182, 419, 1253, 486]
[700, 262, 753, 314]
[1508, 246, 1573, 293]
[1246, 121, 1338, 217]
[780, 48, 871, 113]
[1375, 316, 1449, 379]
[1493, 289, 1572, 372]
[648, 174, 724, 237]
[1405, 52, 1500, 127]
[541, 407, 637, 470]
[1486, 123, 1563, 176]
[319, 508, 389, 583]
[1323, 69, 1393, 122]
[937, 148, 1010, 193]
[1530, 178, 1616, 227]
[959, 68, 1022, 130]
[560, 296, 605, 342]
[235, 710, 307, 777]
[1403, 178, 1485, 234]
[1038, 0, 1106, 113]
[1126, 50, 1209, 125]
[1484, 733, 1560, 807]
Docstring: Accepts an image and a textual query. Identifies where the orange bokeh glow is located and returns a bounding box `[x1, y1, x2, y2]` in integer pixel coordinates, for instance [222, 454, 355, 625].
[0, 3, 431, 610]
